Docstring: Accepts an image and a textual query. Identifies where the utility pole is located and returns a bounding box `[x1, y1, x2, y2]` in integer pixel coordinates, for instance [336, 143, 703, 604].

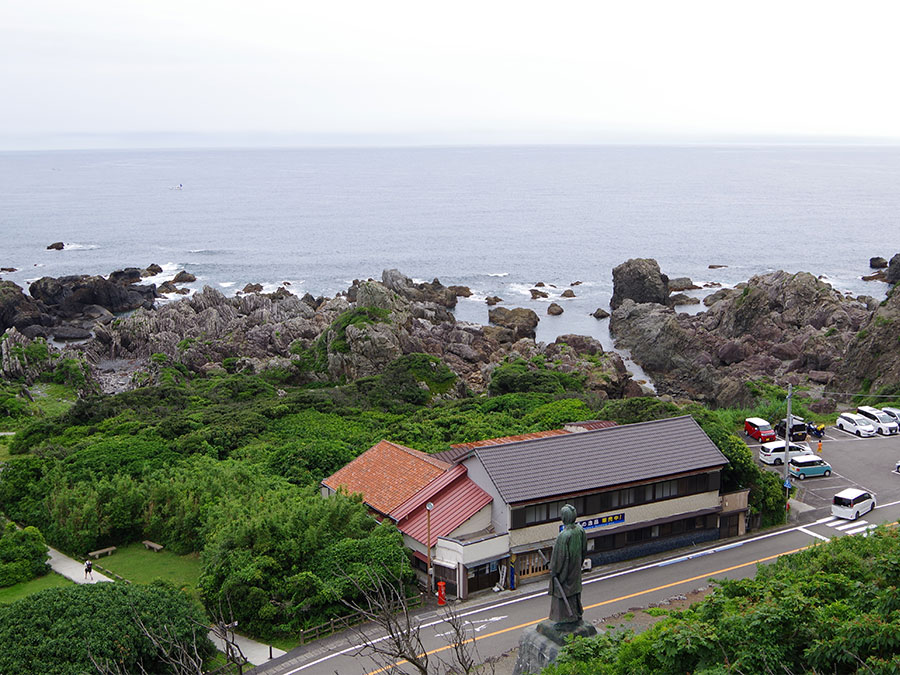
[426, 501, 434, 594]
[784, 384, 793, 507]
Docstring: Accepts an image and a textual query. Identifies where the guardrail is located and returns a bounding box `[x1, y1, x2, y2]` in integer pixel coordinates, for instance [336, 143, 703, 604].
[297, 593, 424, 645]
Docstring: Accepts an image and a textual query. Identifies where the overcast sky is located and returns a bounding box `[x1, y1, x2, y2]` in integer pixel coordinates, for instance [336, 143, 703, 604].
[3, 1, 900, 148]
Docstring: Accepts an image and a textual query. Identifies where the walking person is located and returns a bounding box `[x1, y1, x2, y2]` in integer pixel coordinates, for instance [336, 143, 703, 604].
[84, 559, 93, 580]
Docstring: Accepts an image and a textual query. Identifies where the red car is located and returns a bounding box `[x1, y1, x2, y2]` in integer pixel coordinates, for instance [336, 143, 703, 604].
[744, 417, 776, 442]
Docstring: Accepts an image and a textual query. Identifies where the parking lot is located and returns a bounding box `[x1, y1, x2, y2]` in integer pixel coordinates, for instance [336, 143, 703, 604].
[747, 428, 900, 511]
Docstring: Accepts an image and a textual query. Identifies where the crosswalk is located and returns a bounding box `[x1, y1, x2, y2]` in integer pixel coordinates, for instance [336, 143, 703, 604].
[817, 515, 878, 537]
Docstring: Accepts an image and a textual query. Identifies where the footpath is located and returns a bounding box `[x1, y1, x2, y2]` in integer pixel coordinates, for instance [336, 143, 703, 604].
[45, 545, 285, 666]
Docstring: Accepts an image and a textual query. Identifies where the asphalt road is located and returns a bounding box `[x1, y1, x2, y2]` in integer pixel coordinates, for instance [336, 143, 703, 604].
[251, 426, 900, 675]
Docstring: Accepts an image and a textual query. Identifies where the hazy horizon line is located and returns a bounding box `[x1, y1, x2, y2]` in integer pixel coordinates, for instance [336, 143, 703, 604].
[3, 130, 900, 152]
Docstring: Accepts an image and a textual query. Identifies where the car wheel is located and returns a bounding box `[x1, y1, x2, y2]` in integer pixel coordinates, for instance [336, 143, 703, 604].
[854, 511, 860, 520]
[869, 502, 875, 515]
[824, 470, 831, 477]
[856, 430, 861, 437]
[798, 473, 806, 480]
[774, 459, 782, 466]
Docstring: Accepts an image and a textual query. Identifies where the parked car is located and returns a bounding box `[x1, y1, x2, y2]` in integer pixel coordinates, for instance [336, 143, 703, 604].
[832, 488, 875, 520]
[857, 406, 900, 435]
[788, 454, 832, 480]
[880, 407, 900, 427]
[744, 417, 776, 442]
[836, 412, 877, 437]
[775, 417, 808, 442]
[759, 441, 810, 466]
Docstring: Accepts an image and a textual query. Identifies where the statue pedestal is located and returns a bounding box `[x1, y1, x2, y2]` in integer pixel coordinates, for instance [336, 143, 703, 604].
[511, 619, 598, 675]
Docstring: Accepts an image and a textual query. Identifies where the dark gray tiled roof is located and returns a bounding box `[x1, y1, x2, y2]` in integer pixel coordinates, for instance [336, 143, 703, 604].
[474, 415, 728, 504]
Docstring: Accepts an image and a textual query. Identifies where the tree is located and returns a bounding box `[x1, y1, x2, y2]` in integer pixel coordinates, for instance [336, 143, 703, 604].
[341, 564, 495, 675]
[0, 581, 214, 674]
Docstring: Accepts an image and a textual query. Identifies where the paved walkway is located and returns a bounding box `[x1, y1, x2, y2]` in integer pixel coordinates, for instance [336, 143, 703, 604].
[44, 545, 284, 666]
[46, 546, 112, 584]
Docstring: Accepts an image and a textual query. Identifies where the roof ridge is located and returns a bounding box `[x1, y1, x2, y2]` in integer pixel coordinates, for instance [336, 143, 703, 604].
[384, 440, 451, 469]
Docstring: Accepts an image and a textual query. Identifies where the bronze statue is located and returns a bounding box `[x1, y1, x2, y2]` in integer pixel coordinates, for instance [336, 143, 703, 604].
[548, 504, 586, 624]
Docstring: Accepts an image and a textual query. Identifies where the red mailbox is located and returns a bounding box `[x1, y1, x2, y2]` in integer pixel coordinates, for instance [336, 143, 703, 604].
[436, 581, 446, 606]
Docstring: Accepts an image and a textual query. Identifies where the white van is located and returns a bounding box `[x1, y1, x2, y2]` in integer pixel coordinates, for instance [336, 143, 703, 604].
[758, 441, 810, 466]
[831, 488, 876, 521]
[857, 406, 900, 435]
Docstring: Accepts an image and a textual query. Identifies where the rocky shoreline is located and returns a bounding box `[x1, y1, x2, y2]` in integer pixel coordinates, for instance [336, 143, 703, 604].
[2, 255, 899, 406]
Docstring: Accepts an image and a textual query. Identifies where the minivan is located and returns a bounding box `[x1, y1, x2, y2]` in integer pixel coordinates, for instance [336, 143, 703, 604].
[744, 417, 776, 442]
[857, 406, 900, 435]
[788, 454, 832, 480]
[836, 412, 877, 437]
[775, 417, 808, 442]
[759, 441, 810, 466]
[832, 488, 876, 520]
[882, 407, 900, 426]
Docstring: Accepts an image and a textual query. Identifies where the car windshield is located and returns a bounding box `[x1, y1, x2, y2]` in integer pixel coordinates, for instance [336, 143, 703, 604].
[759, 424, 772, 432]
[874, 413, 892, 423]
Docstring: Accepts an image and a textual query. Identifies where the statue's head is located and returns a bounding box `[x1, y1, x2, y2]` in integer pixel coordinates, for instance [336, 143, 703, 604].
[560, 504, 576, 525]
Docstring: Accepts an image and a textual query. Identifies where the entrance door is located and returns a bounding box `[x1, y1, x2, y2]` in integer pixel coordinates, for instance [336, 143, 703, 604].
[515, 549, 550, 579]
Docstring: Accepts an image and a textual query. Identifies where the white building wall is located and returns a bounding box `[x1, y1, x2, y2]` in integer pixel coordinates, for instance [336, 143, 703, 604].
[462, 455, 509, 534]
[508, 490, 721, 548]
[449, 504, 492, 538]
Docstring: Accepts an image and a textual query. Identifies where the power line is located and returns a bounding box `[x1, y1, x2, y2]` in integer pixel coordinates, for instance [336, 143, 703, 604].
[821, 391, 900, 398]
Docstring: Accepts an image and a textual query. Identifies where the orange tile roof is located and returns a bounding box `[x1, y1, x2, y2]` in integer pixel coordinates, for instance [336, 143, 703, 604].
[322, 440, 451, 515]
[451, 429, 571, 451]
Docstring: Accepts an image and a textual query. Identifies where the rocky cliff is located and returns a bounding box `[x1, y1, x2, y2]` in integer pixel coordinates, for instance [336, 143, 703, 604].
[610, 266, 873, 407]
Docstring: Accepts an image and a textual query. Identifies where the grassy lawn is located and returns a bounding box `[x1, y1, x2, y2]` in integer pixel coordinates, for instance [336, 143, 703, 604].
[0, 434, 11, 462]
[94, 542, 202, 596]
[0, 571, 73, 604]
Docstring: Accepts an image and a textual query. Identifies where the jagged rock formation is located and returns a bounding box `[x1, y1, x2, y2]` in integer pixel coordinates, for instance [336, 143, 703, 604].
[488, 307, 540, 340]
[610, 258, 669, 309]
[835, 284, 900, 397]
[610, 270, 871, 407]
[70, 272, 634, 397]
[888, 254, 900, 284]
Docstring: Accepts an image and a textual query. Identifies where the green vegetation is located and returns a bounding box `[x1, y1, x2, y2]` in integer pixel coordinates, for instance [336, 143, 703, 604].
[0, 354, 787, 637]
[544, 526, 900, 675]
[489, 356, 585, 395]
[0, 521, 49, 586]
[0, 570, 71, 605]
[0, 581, 214, 674]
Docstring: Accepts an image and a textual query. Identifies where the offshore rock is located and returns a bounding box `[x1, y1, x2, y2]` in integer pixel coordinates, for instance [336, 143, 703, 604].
[610, 258, 670, 309]
[29, 274, 156, 316]
[0, 281, 55, 333]
[547, 303, 563, 315]
[870, 257, 888, 269]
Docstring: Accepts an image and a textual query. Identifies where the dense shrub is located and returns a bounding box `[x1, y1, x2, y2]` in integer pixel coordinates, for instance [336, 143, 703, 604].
[0, 581, 214, 674]
[489, 358, 585, 395]
[0, 522, 48, 586]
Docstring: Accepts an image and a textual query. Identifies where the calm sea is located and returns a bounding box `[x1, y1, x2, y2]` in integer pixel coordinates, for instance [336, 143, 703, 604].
[2, 145, 899, 348]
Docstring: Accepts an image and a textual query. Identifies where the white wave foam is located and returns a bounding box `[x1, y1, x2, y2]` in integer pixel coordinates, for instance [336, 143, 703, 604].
[487, 272, 509, 278]
[62, 243, 99, 251]
[218, 281, 236, 288]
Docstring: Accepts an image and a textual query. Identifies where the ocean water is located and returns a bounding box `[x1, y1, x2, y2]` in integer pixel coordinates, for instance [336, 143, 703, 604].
[2, 145, 899, 350]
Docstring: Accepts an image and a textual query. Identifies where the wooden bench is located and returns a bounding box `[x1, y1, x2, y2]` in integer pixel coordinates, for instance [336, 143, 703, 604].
[142, 540, 164, 553]
[88, 546, 116, 559]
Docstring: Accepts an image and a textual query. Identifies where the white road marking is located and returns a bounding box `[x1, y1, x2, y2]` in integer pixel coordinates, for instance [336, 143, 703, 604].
[798, 527, 830, 542]
[845, 524, 877, 536]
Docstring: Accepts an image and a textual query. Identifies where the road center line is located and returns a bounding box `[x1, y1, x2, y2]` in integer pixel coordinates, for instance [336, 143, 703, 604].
[360, 545, 812, 675]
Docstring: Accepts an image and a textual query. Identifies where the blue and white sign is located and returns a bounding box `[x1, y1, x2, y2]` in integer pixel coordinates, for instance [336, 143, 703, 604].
[561, 513, 625, 532]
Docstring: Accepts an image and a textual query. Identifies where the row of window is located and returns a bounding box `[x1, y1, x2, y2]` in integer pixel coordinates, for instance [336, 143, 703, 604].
[587, 514, 717, 552]
[512, 472, 719, 529]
